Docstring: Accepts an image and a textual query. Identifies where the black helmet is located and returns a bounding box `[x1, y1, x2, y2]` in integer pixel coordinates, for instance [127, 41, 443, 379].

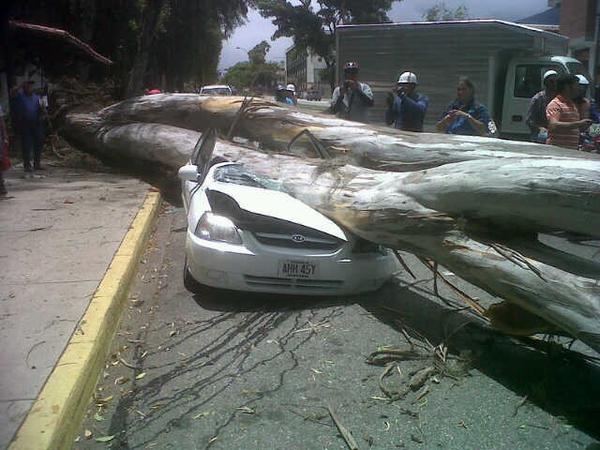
[343, 61, 359, 72]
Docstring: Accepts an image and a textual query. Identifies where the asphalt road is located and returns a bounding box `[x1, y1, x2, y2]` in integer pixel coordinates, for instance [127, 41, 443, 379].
[74, 205, 600, 450]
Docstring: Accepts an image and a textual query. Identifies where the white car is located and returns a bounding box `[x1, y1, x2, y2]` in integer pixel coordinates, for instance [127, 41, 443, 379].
[178, 131, 397, 296]
[199, 84, 233, 96]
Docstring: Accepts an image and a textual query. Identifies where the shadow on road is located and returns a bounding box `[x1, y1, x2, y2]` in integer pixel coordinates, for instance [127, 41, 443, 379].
[361, 280, 600, 440]
[192, 285, 359, 313]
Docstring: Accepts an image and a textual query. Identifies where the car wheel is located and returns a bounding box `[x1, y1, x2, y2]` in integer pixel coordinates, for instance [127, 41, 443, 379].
[183, 258, 203, 293]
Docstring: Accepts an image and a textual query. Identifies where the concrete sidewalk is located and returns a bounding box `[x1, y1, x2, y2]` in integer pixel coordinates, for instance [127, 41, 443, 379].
[0, 166, 150, 448]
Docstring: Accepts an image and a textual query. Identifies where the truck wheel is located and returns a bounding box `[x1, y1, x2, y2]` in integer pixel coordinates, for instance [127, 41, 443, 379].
[183, 258, 203, 293]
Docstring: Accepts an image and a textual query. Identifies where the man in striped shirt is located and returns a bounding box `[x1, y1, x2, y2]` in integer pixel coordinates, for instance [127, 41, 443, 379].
[546, 74, 592, 150]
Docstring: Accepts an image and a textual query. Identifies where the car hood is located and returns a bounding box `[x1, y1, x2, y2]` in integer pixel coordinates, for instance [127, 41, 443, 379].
[208, 182, 348, 241]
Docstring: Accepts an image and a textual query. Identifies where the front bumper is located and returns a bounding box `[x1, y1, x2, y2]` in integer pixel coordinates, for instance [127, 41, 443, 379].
[185, 232, 396, 296]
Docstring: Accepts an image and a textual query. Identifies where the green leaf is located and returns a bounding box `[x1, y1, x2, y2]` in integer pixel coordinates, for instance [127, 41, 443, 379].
[95, 435, 115, 442]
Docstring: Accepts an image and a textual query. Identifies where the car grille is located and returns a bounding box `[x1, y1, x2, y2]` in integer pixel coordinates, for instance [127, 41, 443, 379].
[253, 232, 342, 251]
[244, 275, 343, 290]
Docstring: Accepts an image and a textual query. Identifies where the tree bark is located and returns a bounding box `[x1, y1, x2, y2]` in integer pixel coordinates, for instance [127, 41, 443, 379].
[126, 0, 165, 97]
[59, 114, 600, 353]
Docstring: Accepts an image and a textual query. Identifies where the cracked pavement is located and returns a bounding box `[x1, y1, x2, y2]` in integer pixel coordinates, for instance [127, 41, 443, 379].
[76, 206, 600, 450]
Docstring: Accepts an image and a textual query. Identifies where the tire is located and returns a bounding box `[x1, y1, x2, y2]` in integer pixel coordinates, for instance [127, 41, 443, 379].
[183, 257, 203, 293]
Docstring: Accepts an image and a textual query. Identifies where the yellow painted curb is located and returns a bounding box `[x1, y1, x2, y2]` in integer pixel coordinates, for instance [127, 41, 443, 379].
[9, 191, 162, 450]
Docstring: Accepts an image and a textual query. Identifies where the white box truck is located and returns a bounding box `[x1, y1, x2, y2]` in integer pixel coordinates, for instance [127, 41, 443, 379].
[336, 20, 590, 138]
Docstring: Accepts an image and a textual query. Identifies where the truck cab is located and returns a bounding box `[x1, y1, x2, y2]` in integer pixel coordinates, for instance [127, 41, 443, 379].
[501, 56, 590, 138]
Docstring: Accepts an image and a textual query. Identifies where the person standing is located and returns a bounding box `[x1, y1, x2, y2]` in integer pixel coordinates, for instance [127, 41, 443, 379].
[11, 80, 46, 174]
[0, 105, 10, 196]
[285, 84, 298, 106]
[526, 69, 558, 143]
[546, 74, 592, 150]
[330, 61, 374, 123]
[573, 75, 599, 151]
[385, 71, 428, 132]
[573, 75, 598, 121]
[436, 77, 495, 137]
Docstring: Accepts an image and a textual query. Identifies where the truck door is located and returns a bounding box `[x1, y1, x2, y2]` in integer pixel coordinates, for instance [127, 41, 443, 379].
[501, 63, 562, 139]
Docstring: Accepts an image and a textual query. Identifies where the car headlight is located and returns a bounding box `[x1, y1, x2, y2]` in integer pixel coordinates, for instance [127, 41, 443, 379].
[194, 212, 242, 245]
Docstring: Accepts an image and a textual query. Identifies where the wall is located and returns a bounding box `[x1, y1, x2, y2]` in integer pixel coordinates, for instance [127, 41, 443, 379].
[560, 0, 596, 40]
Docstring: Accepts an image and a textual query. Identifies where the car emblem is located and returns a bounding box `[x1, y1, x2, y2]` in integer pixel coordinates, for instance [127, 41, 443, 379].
[291, 234, 305, 243]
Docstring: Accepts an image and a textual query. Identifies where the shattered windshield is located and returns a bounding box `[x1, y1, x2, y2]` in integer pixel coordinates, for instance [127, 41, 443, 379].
[213, 164, 284, 192]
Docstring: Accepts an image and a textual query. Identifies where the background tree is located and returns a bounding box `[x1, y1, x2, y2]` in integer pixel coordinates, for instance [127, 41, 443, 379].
[222, 41, 281, 93]
[256, 0, 399, 91]
[5, 0, 254, 97]
[248, 40, 271, 65]
[423, 2, 469, 21]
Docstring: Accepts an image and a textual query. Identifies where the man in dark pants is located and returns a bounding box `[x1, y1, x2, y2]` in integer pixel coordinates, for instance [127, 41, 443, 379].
[526, 69, 557, 143]
[11, 81, 45, 174]
[330, 61, 374, 123]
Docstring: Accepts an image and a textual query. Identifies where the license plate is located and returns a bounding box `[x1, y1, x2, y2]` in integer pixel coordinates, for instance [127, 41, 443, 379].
[278, 260, 318, 279]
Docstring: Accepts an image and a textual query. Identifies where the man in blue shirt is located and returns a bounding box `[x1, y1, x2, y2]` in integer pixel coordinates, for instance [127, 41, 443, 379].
[385, 72, 428, 132]
[436, 77, 496, 137]
[11, 81, 45, 173]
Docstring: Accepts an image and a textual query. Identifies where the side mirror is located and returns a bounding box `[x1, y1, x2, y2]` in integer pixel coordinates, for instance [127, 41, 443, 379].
[178, 164, 199, 182]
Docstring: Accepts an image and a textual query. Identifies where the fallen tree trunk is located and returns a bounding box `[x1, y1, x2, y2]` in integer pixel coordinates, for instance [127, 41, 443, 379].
[97, 94, 600, 169]
[59, 115, 600, 353]
[70, 103, 600, 237]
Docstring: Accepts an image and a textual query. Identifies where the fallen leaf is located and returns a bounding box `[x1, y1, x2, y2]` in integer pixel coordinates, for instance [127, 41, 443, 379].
[114, 376, 130, 385]
[94, 411, 105, 422]
[237, 406, 255, 415]
[95, 435, 115, 443]
[310, 368, 323, 374]
[84, 429, 93, 439]
[135, 372, 146, 380]
[95, 395, 113, 405]
[192, 411, 209, 419]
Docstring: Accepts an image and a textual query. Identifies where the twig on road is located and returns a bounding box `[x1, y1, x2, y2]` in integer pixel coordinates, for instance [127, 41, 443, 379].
[327, 403, 360, 450]
[291, 320, 330, 334]
[513, 395, 529, 417]
[25, 340, 46, 368]
[118, 356, 142, 370]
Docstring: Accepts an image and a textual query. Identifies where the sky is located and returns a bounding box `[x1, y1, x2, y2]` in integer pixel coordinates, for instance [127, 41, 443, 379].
[218, 0, 550, 70]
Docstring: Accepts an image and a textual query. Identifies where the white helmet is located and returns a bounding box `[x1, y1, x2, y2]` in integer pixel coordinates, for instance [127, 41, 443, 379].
[286, 83, 296, 92]
[542, 69, 558, 82]
[398, 71, 418, 84]
[576, 74, 590, 85]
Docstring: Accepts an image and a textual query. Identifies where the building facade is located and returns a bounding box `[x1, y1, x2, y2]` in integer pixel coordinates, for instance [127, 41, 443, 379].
[557, 0, 599, 84]
[285, 46, 328, 96]
[522, 0, 599, 84]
